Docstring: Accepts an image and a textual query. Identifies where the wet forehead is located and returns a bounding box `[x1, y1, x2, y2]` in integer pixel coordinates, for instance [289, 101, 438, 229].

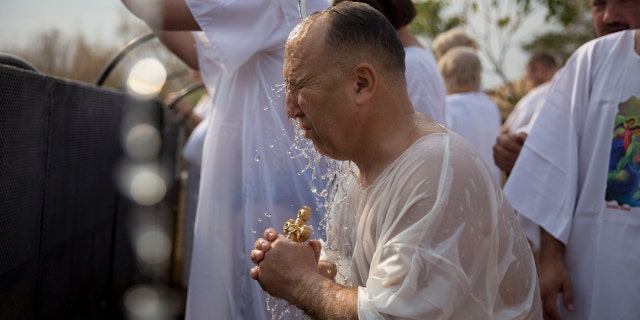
[284, 16, 326, 75]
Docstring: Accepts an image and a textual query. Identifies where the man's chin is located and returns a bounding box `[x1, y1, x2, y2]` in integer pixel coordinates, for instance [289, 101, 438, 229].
[309, 141, 325, 155]
[308, 140, 331, 157]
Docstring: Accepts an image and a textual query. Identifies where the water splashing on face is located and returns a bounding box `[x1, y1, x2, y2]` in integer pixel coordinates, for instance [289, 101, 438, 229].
[257, 77, 343, 320]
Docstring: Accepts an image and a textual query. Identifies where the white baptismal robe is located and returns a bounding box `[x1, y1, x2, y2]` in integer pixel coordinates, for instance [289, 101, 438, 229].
[183, 1, 330, 319]
[179, 31, 219, 288]
[405, 46, 447, 125]
[322, 131, 541, 319]
[505, 30, 640, 319]
[445, 91, 502, 184]
[504, 81, 551, 134]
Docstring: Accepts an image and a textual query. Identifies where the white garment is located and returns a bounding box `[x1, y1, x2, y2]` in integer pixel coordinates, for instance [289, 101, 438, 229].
[321, 131, 541, 319]
[181, 31, 221, 169]
[182, 119, 208, 169]
[445, 91, 502, 184]
[191, 94, 212, 120]
[504, 30, 640, 320]
[178, 31, 220, 288]
[405, 46, 447, 125]
[192, 31, 220, 102]
[504, 81, 551, 134]
[184, 1, 330, 319]
[180, 116, 210, 288]
[180, 135, 203, 288]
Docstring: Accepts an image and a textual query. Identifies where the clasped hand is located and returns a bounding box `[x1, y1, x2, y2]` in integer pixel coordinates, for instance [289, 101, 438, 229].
[250, 228, 322, 302]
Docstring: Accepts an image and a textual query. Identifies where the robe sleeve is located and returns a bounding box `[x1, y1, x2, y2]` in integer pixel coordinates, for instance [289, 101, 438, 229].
[504, 43, 592, 245]
[185, 0, 297, 73]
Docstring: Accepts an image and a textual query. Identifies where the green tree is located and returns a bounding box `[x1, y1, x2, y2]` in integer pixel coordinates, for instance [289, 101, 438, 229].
[410, 0, 592, 113]
[521, 0, 595, 63]
[455, 0, 538, 111]
[410, 0, 462, 40]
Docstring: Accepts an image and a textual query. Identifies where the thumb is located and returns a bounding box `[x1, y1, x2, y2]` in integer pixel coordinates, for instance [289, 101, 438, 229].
[562, 277, 575, 312]
[309, 240, 322, 264]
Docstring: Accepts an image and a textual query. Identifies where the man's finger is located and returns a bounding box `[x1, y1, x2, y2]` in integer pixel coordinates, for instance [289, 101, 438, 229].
[250, 266, 259, 280]
[254, 238, 271, 252]
[562, 278, 575, 312]
[264, 228, 279, 241]
[250, 249, 265, 264]
[543, 295, 562, 320]
[309, 239, 322, 263]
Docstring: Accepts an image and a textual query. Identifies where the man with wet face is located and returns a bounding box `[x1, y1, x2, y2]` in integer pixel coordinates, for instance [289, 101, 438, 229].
[250, 3, 541, 319]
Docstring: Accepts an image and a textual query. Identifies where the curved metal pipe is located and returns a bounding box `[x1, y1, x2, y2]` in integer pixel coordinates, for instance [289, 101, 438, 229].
[0, 53, 41, 73]
[95, 32, 157, 86]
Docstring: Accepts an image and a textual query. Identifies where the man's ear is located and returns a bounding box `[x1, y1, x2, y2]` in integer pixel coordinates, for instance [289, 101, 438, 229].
[353, 63, 376, 105]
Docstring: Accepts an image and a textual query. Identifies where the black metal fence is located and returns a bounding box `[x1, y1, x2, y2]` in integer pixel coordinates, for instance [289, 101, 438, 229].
[0, 64, 180, 319]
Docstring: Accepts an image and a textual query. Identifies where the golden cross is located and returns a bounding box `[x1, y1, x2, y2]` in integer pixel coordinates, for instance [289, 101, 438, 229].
[283, 206, 312, 243]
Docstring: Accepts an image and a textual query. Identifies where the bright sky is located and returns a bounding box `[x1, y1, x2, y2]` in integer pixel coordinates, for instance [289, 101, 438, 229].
[0, 0, 130, 49]
[0, 0, 553, 88]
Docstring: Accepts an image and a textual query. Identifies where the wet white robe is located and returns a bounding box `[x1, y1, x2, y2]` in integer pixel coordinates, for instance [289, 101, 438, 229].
[322, 131, 541, 319]
[183, 1, 330, 319]
[505, 30, 640, 319]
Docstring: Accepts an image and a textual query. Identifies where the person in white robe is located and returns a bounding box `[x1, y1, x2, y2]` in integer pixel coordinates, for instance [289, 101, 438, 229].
[153, 28, 222, 291]
[432, 28, 478, 62]
[250, 3, 541, 318]
[492, 1, 640, 175]
[504, 29, 640, 320]
[177, 32, 220, 289]
[121, 0, 331, 319]
[503, 51, 559, 135]
[404, 45, 447, 125]
[502, 82, 551, 134]
[439, 46, 502, 185]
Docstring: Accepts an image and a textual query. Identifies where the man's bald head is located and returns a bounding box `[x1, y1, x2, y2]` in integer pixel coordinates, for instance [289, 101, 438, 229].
[286, 2, 406, 79]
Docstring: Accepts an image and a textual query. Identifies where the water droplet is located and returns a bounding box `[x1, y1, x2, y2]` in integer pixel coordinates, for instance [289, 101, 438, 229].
[254, 154, 260, 162]
[252, 228, 257, 234]
[257, 217, 263, 223]
[264, 212, 272, 218]
[263, 105, 270, 111]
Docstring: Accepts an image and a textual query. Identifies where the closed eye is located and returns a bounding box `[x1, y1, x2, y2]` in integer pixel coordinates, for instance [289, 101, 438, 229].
[284, 79, 299, 96]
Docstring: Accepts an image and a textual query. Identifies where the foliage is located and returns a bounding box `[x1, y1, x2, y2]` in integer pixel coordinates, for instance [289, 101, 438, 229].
[410, 0, 594, 113]
[539, 0, 587, 26]
[3, 29, 116, 84]
[410, 0, 462, 40]
[521, 0, 595, 63]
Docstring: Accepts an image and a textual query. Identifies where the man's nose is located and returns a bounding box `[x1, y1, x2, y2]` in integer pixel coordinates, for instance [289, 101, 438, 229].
[602, 3, 623, 24]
